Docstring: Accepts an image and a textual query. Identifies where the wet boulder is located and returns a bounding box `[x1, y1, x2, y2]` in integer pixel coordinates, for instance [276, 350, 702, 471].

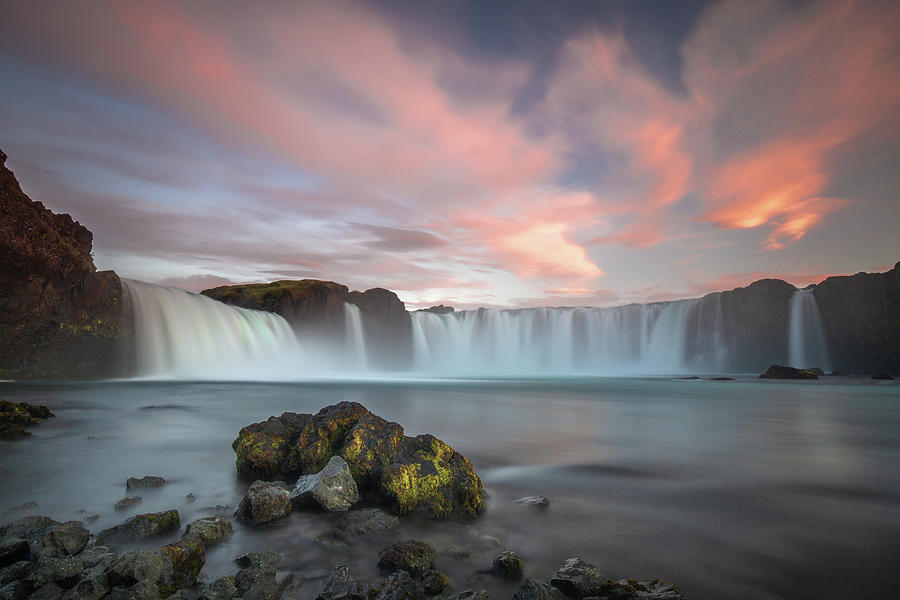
[421, 569, 448, 595]
[291, 456, 360, 512]
[377, 540, 435, 577]
[513, 579, 566, 600]
[550, 558, 606, 599]
[60, 566, 107, 600]
[0, 540, 29, 568]
[316, 565, 371, 600]
[106, 549, 174, 591]
[114, 497, 143, 511]
[514, 496, 549, 508]
[126, 477, 167, 491]
[233, 402, 484, 519]
[235, 481, 291, 524]
[374, 570, 422, 600]
[160, 534, 206, 588]
[333, 508, 399, 538]
[234, 551, 280, 600]
[380, 434, 484, 518]
[105, 579, 159, 600]
[492, 551, 523, 579]
[30, 556, 83, 588]
[37, 522, 89, 558]
[184, 516, 233, 546]
[98, 510, 180, 545]
[759, 365, 819, 379]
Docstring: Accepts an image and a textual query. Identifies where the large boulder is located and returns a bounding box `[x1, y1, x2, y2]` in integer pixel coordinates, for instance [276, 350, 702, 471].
[184, 516, 233, 546]
[160, 534, 205, 588]
[235, 481, 291, 524]
[233, 402, 484, 519]
[98, 511, 180, 545]
[291, 456, 360, 512]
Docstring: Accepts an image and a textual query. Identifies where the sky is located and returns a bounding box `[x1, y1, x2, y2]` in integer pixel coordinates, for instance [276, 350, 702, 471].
[1, 0, 898, 309]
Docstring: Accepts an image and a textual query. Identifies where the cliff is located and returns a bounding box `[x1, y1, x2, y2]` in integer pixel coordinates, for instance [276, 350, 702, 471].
[813, 263, 900, 373]
[0, 148, 127, 379]
[202, 281, 412, 369]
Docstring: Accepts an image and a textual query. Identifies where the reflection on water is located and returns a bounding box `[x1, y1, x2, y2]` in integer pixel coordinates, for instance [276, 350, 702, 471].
[1, 378, 898, 599]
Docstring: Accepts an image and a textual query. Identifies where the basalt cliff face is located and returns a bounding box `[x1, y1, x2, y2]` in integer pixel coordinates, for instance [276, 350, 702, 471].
[0, 148, 128, 379]
[813, 263, 900, 373]
[201, 281, 412, 369]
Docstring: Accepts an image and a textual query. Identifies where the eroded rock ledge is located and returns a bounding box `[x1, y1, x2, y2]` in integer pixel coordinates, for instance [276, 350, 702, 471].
[233, 402, 485, 519]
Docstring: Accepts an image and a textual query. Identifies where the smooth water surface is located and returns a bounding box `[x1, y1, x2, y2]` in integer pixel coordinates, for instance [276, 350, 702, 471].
[1, 377, 898, 599]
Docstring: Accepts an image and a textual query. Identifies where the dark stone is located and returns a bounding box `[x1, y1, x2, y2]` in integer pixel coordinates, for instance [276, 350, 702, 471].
[115, 497, 143, 511]
[291, 455, 360, 512]
[444, 591, 488, 600]
[75, 510, 99, 524]
[185, 494, 196, 504]
[759, 365, 819, 379]
[0, 539, 29, 568]
[24, 582, 63, 600]
[98, 510, 180, 544]
[235, 481, 291, 524]
[76, 545, 116, 571]
[0, 147, 128, 380]
[377, 540, 435, 576]
[492, 551, 523, 579]
[513, 579, 567, 600]
[31, 556, 84, 588]
[550, 558, 606, 599]
[0, 516, 59, 554]
[38, 521, 90, 558]
[0, 580, 30, 600]
[374, 570, 422, 600]
[514, 496, 549, 508]
[872, 373, 895, 380]
[421, 569, 448, 595]
[184, 516, 233, 546]
[61, 567, 108, 600]
[126, 477, 167, 490]
[105, 580, 159, 600]
[233, 402, 484, 519]
[207, 576, 238, 600]
[0, 561, 32, 586]
[316, 565, 370, 600]
[105, 550, 174, 591]
[234, 550, 280, 600]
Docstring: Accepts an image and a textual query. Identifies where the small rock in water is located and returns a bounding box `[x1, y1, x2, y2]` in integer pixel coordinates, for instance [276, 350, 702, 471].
[235, 481, 291, 524]
[98, 510, 180, 545]
[872, 373, 895, 380]
[707, 377, 735, 381]
[114, 497, 143, 511]
[334, 508, 399, 537]
[492, 551, 523, 579]
[376, 570, 423, 600]
[514, 496, 549, 508]
[550, 558, 605, 599]
[421, 569, 449, 595]
[759, 365, 818, 379]
[316, 564, 371, 600]
[75, 510, 99, 523]
[185, 493, 196, 504]
[377, 540, 435, 576]
[4, 501, 39, 515]
[290, 455, 360, 512]
[126, 476, 167, 490]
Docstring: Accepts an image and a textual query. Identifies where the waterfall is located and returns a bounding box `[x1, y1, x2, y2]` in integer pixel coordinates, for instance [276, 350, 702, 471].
[343, 303, 368, 371]
[788, 289, 832, 371]
[410, 300, 700, 376]
[123, 279, 304, 379]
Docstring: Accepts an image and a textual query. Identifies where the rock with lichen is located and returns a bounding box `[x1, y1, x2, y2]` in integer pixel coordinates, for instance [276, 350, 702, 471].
[377, 540, 435, 577]
[98, 511, 180, 545]
[233, 402, 484, 519]
[184, 516, 233, 547]
[235, 481, 291, 524]
[160, 534, 206, 588]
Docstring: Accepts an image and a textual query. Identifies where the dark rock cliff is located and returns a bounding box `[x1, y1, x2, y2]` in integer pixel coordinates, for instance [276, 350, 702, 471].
[0, 148, 128, 379]
[813, 263, 900, 373]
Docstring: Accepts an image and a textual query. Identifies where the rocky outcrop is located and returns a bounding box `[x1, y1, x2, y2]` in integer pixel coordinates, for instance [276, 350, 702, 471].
[813, 262, 900, 374]
[0, 147, 127, 379]
[233, 402, 485, 519]
[759, 365, 819, 379]
[0, 402, 54, 439]
[201, 281, 413, 369]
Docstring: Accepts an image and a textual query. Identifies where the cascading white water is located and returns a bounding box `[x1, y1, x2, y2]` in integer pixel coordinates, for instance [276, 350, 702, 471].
[343, 303, 368, 371]
[124, 279, 305, 379]
[410, 299, 702, 376]
[788, 289, 832, 371]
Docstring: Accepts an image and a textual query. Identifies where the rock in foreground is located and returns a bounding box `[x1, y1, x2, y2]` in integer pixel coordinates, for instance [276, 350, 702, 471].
[233, 402, 484, 519]
[235, 481, 292, 524]
[290, 456, 360, 512]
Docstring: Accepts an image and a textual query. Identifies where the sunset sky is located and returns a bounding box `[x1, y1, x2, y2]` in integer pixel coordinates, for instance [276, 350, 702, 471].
[1, 0, 898, 309]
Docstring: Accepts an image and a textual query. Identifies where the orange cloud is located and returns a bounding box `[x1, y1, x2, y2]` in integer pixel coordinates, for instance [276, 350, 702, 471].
[497, 221, 604, 279]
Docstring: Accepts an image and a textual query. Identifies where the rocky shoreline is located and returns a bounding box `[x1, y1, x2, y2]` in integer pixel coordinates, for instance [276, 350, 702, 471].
[0, 403, 684, 600]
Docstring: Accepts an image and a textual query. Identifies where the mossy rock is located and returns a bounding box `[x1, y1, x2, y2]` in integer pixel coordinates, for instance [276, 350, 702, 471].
[377, 540, 435, 576]
[233, 402, 485, 519]
[381, 435, 485, 519]
[161, 533, 206, 587]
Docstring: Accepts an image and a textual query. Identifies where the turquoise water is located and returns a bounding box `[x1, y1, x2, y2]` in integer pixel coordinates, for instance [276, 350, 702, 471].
[1, 377, 898, 599]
